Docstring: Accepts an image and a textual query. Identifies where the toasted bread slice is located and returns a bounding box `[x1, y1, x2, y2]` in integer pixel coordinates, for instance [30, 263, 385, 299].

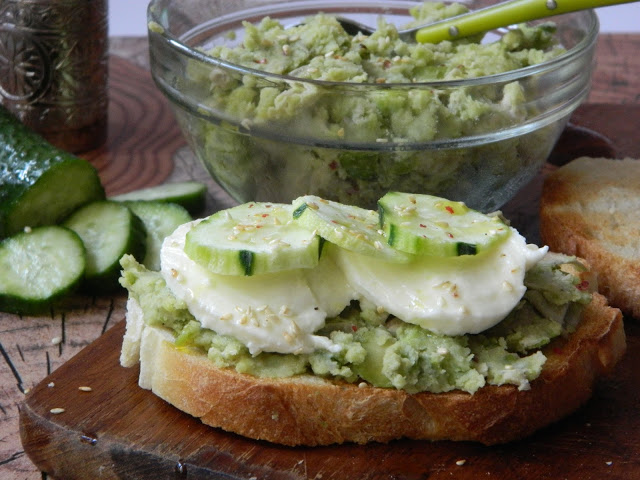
[122, 292, 625, 446]
[540, 156, 640, 318]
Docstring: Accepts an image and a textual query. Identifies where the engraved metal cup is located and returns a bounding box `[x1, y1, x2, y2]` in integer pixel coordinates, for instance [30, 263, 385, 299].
[0, 0, 108, 152]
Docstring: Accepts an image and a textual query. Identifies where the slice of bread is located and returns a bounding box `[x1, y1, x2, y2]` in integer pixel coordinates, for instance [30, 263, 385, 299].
[540, 156, 640, 319]
[122, 292, 625, 446]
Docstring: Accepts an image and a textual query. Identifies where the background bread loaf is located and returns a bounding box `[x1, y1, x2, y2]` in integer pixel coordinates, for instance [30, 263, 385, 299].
[540, 157, 640, 318]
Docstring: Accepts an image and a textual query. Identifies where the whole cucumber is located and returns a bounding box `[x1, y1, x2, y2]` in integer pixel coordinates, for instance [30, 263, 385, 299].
[0, 105, 105, 238]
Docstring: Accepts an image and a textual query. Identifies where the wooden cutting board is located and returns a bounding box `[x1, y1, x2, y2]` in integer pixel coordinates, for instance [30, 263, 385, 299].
[18, 319, 640, 479]
[16, 56, 640, 479]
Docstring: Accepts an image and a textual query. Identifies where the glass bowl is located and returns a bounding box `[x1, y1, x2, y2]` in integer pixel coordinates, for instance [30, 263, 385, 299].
[147, 0, 597, 212]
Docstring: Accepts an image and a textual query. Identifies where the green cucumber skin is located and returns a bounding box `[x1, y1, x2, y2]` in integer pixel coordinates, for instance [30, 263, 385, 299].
[239, 250, 254, 276]
[123, 200, 192, 271]
[82, 211, 146, 293]
[0, 226, 86, 315]
[111, 182, 207, 215]
[0, 106, 105, 238]
[64, 201, 147, 293]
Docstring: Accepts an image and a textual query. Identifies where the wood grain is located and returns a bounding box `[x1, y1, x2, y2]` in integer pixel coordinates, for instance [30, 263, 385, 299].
[2, 34, 640, 479]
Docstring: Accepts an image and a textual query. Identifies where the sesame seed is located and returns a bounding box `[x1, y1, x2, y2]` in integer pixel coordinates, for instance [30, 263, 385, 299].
[376, 305, 386, 314]
[283, 332, 295, 344]
[374, 241, 383, 250]
[50, 408, 65, 414]
[23, 226, 32, 233]
[337, 127, 345, 138]
[325, 50, 335, 57]
[437, 347, 449, 355]
[282, 44, 290, 55]
[78, 386, 92, 392]
[358, 382, 368, 388]
[376, 137, 388, 142]
[220, 313, 233, 321]
[240, 118, 252, 130]
[308, 202, 319, 210]
[289, 35, 299, 42]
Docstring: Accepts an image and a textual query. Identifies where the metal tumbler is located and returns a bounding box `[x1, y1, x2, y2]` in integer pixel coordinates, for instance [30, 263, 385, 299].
[0, 0, 108, 152]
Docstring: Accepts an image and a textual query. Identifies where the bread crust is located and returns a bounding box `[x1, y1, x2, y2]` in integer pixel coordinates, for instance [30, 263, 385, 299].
[136, 293, 625, 446]
[540, 156, 640, 318]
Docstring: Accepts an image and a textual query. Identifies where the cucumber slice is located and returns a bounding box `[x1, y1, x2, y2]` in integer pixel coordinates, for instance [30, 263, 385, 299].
[110, 181, 207, 215]
[0, 226, 86, 315]
[124, 201, 192, 271]
[378, 192, 510, 257]
[63, 201, 146, 292]
[291, 195, 412, 263]
[184, 202, 321, 276]
[0, 105, 105, 238]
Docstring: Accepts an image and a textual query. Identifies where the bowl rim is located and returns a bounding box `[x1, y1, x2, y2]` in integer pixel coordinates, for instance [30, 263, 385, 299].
[147, 0, 599, 88]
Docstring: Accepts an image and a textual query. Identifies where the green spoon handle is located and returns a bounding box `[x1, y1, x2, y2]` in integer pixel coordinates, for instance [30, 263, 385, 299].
[416, 0, 637, 43]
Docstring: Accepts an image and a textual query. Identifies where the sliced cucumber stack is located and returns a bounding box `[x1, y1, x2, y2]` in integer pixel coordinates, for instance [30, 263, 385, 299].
[63, 201, 146, 292]
[0, 105, 105, 238]
[110, 181, 207, 215]
[292, 195, 412, 263]
[124, 201, 192, 271]
[184, 202, 321, 276]
[0, 226, 86, 314]
[378, 192, 510, 257]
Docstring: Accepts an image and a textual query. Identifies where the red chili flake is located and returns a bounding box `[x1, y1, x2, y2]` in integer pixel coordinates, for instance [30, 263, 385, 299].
[261, 213, 269, 218]
[351, 325, 358, 332]
[419, 224, 427, 228]
[248, 203, 255, 208]
[256, 225, 263, 229]
[445, 206, 454, 214]
[382, 59, 392, 69]
[329, 160, 338, 170]
[266, 204, 272, 208]
[447, 233, 454, 239]
[576, 281, 590, 291]
[253, 58, 268, 64]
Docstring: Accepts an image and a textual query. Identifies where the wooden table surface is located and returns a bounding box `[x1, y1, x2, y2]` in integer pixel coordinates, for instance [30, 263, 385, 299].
[2, 34, 640, 479]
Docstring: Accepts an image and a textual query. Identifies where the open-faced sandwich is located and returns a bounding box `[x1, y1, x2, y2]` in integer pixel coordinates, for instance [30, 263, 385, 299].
[119, 192, 625, 446]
